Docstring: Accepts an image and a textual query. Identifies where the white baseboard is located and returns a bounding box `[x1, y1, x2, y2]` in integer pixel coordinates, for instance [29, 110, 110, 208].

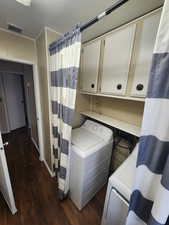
[43, 160, 55, 178]
[31, 137, 44, 161]
[31, 137, 54, 177]
[31, 137, 39, 151]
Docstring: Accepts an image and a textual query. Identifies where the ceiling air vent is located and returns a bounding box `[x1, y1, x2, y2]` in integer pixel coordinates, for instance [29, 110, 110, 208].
[8, 24, 23, 34]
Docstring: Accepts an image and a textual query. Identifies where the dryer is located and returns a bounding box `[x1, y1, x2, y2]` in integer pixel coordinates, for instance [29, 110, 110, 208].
[70, 120, 113, 210]
[101, 145, 138, 225]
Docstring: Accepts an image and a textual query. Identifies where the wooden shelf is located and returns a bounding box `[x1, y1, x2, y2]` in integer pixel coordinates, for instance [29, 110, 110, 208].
[80, 91, 145, 102]
[81, 111, 141, 137]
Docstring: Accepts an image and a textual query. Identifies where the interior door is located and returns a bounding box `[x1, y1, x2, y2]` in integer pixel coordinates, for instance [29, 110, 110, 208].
[0, 131, 17, 214]
[101, 24, 136, 96]
[3, 73, 26, 130]
[131, 11, 161, 97]
[80, 40, 101, 93]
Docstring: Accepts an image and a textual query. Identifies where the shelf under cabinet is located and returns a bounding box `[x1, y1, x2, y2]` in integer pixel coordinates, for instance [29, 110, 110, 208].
[81, 111, 141, 137]
[79, 91, 145, 102]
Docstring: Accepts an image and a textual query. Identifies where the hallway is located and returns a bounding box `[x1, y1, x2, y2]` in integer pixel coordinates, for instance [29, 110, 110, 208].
[0, 129, 106, 225]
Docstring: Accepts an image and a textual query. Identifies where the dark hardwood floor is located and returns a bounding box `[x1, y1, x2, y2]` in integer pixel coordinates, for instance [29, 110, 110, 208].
[0, 128, 107, 225]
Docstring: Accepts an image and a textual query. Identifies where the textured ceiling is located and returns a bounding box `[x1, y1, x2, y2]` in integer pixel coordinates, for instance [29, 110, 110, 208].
[0, 0, 164, 41]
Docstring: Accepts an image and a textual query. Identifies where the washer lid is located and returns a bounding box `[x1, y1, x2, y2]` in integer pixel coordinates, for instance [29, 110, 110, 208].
[82, 120, 113, 142]
[71, 127, 104, 152]
[109, 144, 138, 201]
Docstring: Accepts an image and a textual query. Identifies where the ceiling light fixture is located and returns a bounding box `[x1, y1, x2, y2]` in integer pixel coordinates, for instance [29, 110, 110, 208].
[16, 0, 31, 6]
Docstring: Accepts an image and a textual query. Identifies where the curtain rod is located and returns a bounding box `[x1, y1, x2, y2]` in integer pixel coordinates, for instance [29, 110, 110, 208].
[80, 0, 130, 32]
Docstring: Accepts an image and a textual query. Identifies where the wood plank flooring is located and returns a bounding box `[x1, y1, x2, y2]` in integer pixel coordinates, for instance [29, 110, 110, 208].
[0, 129, 107, 225]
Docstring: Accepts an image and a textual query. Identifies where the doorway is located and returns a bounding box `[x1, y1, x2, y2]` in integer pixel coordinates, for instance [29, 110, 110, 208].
[0, 72, 27, 132]
[0, 58, 45, 215]
[0, 60, 39, 152]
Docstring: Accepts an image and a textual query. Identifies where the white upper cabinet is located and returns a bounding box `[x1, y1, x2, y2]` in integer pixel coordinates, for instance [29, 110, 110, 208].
[79, 9, 161, 101]
[131, 12, 161, 97]
[101, 24, 136, 96]
[80, 40, 101, 93]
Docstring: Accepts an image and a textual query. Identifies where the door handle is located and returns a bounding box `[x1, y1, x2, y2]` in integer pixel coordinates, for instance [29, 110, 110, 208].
[0, 142, 8, 151]
[3, 142, 9, 147]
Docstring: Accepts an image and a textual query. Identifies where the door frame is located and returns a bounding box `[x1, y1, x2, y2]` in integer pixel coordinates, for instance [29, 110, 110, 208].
[0, 56, 44, 161]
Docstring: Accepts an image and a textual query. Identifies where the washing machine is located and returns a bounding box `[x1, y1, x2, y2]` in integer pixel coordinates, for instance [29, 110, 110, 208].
[101, 144, 138, 225]
[70, 120, 113, 210]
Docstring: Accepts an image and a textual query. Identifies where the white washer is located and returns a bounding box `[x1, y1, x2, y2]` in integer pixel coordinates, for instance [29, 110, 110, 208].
[101, 144, 138, 225]
[70, 120, 113, 210]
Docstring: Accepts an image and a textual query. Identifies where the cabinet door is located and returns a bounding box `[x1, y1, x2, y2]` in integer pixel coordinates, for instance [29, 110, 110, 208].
[80, 40, 101, 93]
[105, 189, 129, 225]
[101, 24, 136, 96]
[131, 12, 161, 97]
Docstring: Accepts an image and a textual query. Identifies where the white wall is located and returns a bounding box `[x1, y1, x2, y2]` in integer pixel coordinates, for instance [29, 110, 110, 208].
[0, 29, 36, 63]
[36, 28, 62, 171]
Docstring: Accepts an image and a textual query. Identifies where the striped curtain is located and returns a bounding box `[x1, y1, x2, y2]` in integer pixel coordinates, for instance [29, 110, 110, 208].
[126, 1, 169, 225]
[49, 25, 81, 199]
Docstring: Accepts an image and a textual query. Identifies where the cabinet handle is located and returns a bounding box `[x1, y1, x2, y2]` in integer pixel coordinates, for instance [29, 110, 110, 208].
[91, 84, 95, 88]
[117, 84, 122, 90]
[136, 84, 144, 91]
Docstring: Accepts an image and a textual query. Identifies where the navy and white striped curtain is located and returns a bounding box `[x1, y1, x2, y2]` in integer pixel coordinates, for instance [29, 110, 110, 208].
[49, 25, 81, 199]
[126, 1, 169, 225]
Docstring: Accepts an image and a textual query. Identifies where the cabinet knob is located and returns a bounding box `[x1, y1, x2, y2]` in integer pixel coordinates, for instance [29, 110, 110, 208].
[117, 84, 122, 90]
[136, 84, 144, 91]
[91, 84, 95, 88]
